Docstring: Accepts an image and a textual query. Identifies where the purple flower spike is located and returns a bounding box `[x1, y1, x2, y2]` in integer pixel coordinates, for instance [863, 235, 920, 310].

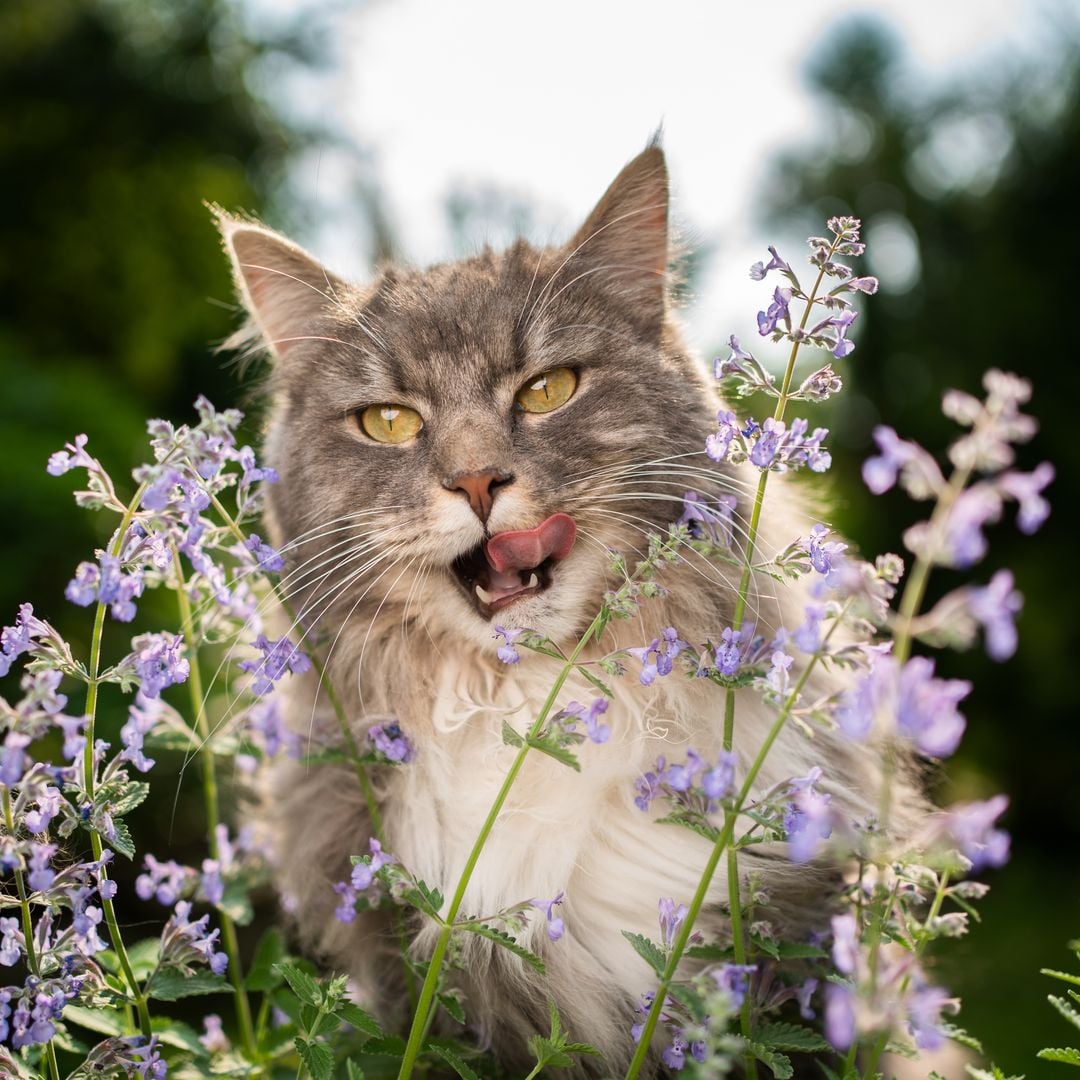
[969, 569, 1023, 661]
[658, 896, 688, 948]
[238, 634, 311, 696]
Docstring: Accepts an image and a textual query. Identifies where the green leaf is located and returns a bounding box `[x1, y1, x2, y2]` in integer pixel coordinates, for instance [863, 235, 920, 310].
[686, 943, 736, 963]
[1038, 1048, 1080, 1066]
[574, 664, 614, 698]
[245, 928, 287, 991]
[402, 880, 444, 919]
[123, 938, 161, 981]
[654, 810, 721, 843]
[427, 1042, 480, 1080]
[1051, 995, 1080, 1033]
[109, 780, 150, 817]
[359, 1035, 408, 1057]
[966, 1066, 1025, 1080]
[146, 968, 232, 1001]
[105, 819, 136, 860]
[461, 924, 546, 974]
[345, 1061, 366, 1080]
[942, 1025, 984, 1052]
[621, 931, 666, 976]
[218, 878, 255, 926]
[335, 1001, 382, 1039]
[63, 1005, 126, 1037]
[772, 941, 828, 960]
[527, 1036, 573, 1070]
[525, 733, 581, 771]
[152, 1017, 206, 1054]
[501, 719, 524, 747]
[1045, 969, 1080, 988]
[438, 992, 466, 1025]
[752, 1021, 830, 1053]
[276, 962, 322, 1007]
[295, 1036, 334, 1080]
[745, 1041, 794, 1079]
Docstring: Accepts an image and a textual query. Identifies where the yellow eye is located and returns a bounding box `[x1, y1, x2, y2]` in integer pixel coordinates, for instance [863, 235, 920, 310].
[358, 404, 424, 444]
[514, 367, 578, 414]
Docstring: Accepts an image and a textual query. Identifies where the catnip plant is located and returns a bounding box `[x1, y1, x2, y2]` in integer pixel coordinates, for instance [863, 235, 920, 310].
[0, 215, 1052, 1080]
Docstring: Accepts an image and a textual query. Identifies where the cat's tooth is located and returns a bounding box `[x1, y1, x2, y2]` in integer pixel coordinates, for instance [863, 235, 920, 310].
[475, 584, 495, 605]
[525, 572, 539, 590]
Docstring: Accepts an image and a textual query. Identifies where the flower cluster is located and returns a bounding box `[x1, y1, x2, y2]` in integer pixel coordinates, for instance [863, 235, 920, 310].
[707, 412, 832, 473]
[634, 749, 738, 815]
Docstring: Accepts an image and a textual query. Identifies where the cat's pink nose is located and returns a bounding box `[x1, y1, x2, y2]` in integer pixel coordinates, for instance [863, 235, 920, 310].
[448, 470, 514, 522]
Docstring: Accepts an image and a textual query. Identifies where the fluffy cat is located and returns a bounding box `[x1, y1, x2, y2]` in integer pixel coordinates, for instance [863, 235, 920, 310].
[217, 143, 923, 1074]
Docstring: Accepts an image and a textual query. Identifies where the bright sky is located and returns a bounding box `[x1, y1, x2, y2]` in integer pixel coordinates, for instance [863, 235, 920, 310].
[250, 0, 1056, 354]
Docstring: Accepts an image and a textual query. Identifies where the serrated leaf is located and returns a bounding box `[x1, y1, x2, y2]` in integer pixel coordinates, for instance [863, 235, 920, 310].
[346, 1062, 366, 1080]
[942, 1024, 984, 1052]
[745, 1041, 794, 1079]
[109, 781, 151, 817]
[1038, 1048, 1080, 1066]
[146, 968, 232, 1001]
[1045, 969, 1080, 988]
[686, 943, 736, 962]
[145, 727, 201, 751]
[218, 879, 254, 926]
[428, 1042, 480, 1080]
[246, 928, 287, 991]
[621, 931, 666, 976]
[438, 992, 466, 1025]
[63, 1005, 126, 1036]
[360, 1035, 408, 1057]
[402, 879, 444, 919]
[335, 1001, 382, 1039]
[528, 1036, 573, 1069]
[296, 1036, 334, 1080]
[461, 924, 546, 973]
[501, 719, 524, 747]
[105, 819, 136, 860]
[772, 941, 827, 960]
[575, 665, 614, 698]
[525, 733, 580, 771]
[753, 1021, 830, 1053]
[276, 962, 322, 1007]
[1051, 995, 1080, 1032]
[654, 810, 721, 843]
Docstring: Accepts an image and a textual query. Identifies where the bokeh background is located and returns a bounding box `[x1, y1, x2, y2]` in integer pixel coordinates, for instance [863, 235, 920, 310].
[1, 0, 1077, 1072]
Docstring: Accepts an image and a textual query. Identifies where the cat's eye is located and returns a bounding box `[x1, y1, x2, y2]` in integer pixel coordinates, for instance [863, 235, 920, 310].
[357, 404, 424, 444]
[514, 367, 578, 414]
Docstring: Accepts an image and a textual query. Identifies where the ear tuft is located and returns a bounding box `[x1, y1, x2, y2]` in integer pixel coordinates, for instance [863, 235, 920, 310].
[566, 144, 670, 326]
[212, 207, 345, 360]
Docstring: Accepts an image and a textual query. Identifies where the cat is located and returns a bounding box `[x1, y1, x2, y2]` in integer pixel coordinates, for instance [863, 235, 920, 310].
[217, 141, 924, 1074]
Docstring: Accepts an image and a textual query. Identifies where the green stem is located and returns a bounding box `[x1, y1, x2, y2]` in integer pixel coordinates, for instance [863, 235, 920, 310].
[2, 791, 62, 1080]
[624, 602, 850, 1080]
[395, 611, 606, 1080]
[726, 842, 757, 1078]
[171, 547, 258, 1061]
[79, 483, 154, 1039]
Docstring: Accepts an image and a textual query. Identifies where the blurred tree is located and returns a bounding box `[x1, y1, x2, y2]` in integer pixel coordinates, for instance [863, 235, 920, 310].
[0, 0, 318, 625]
[761, 18, 1080, 1072]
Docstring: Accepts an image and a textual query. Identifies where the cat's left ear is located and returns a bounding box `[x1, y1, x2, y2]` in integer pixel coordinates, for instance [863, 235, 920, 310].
[213, 209, 346, 360]
[566, 141, 669, 330]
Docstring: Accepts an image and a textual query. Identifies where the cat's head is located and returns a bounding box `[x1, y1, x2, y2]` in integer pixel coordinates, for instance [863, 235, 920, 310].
[218, 145, 725, 650]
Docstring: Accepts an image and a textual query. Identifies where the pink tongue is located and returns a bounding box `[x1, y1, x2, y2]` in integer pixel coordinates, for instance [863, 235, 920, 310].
[484, 513, 577, 579]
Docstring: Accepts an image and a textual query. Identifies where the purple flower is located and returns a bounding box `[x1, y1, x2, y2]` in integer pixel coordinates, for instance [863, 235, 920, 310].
[896, 657, 969, 758]
[862, 426, 943, 498]
[136, 855, 194, 906]
[239, 634, 311, 696]
[27, 843, 56, 893]
[0, 732, 31, 787]
[0, 918, 23, 966]
[706, 410, 740, 463]
[238, 444, 279, 487]
[658, 897, 688, 948]
[24, 786, 62, 834]
[711, 963, 757, 1008]
[629, 628, 687, 685]
[765, 651, 793, 697]
[199, 1014, 231, 1054]
[0, 604, 50, 678]
[633, 768, 663, 812]
[792, 604, 825, 654]
[46, 433, 93, 476]
[702, 752, 737, 800]
[998, 462, 1054, 533]
[804, 523, 848, 576]
[65, 554, 145, 622]
[757, 286, 792, 336]
[714, 628, 743, 676]
[677, 490, 736, 547]
[906, 982, 953, 1050]
[349, 838, 395, 891]
[162, 899, 228, 975]
[130, 632, 190, 698]
[940, 795, 1010, 871]
[942, 485, 1001, 567]
[661, 1029, 688, 1070]
[139, 466, 182, 512]
[119, 694, 160, 773]
[831, 913, 859, 975]
[750, 245, 791, 281]
[530, 892, 566, 941]
[561, 699, 611, 744]
[783, 768, 833, 863]
[825, 983, 856, 1049]
[244, 533, 285, 573]
[246, 698, 299, 759]
[368, 721, 416, 763]
[969, 569, 1023, 661]
[795, 977, 818, 1020]
[493, 625, 525, 664]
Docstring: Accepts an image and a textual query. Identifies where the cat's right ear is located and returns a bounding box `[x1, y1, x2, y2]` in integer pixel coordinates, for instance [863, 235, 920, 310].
[212, 208, 345, 360]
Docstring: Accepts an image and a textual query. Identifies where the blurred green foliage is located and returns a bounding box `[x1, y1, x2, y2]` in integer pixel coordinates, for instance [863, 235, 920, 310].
[0, 2, 1076, 1073]
[760, 18, 1080, 1072]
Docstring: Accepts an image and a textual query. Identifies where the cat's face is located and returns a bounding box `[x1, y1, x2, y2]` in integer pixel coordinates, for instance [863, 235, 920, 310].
[220, 147, 722, 648]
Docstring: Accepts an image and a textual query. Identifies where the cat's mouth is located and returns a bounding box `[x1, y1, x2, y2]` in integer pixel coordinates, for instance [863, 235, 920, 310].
[451, 513, 577, 616]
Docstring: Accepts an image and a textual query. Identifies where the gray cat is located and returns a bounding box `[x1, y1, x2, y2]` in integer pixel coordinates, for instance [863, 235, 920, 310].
[218, 143, 921, 1074]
